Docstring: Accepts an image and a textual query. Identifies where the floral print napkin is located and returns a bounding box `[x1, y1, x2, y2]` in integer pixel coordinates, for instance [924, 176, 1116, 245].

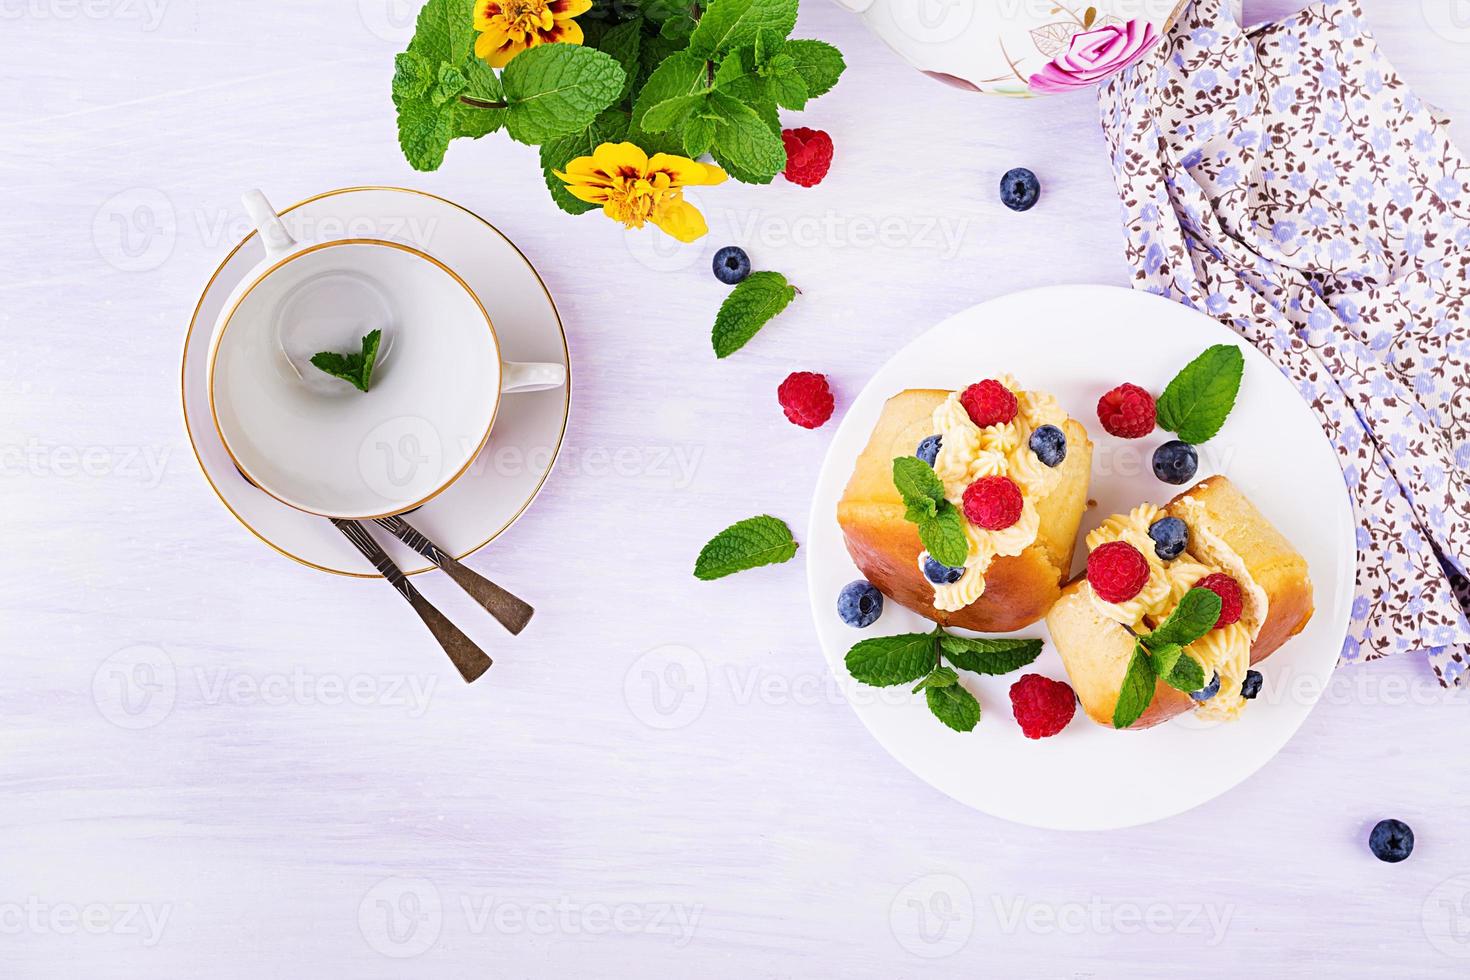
[1097, 0, 1470, 685]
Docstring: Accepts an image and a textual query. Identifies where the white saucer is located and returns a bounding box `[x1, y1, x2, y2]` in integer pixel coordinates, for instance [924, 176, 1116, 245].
[805, 285, 1355, 830]
[182, 187, 570, 577]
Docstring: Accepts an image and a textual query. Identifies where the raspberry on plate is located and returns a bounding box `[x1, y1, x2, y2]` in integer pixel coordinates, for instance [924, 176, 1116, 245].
[777, 372, 834, 428]
[781, 128, 834, 187]
[959, 379, 1018, 428]
[1009, 674, 1076, 739]
[1087, 541, 1151, 603]
[1194, 573, 1244, 628]
[962, 475, 1023, 530]
[1097, 383, 1157, 439]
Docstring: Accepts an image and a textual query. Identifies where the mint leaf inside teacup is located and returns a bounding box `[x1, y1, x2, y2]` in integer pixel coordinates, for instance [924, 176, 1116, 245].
[310, 329, 382, 393]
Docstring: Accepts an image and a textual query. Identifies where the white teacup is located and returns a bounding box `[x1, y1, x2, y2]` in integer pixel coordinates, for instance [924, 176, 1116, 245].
[207, 190, 566, 519]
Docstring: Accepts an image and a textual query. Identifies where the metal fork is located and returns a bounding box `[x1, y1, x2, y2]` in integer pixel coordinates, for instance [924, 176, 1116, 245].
[374, 515, 534, 635]
[330, 518, 492, 683]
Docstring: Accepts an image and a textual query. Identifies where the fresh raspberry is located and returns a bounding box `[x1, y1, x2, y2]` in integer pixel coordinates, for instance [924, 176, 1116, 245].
[777, 371, 834, 428]
[782, 127, 834, 187]
[1194, 573, 1244, 629]
[1009, 674, 1077, 739]
[1087, 541, 1151, 603]
[1096, 383, 1157, 439]
[962, 475, 1023, 530]
[959, 379, 1018, 428]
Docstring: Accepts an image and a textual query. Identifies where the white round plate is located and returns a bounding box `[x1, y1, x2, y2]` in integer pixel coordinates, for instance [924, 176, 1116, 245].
[183, 187, 570, 577]
[806, 285, 1355, 830]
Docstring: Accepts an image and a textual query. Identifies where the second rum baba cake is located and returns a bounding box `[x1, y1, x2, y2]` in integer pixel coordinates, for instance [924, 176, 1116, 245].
[837, 376, 1093, 633]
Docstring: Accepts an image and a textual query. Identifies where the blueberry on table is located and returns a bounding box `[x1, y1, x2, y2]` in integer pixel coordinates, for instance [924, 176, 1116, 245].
[915, 434, 942, 467]
[1028, 424, 1067, 467]
[1368, 819, 1414, 863]
[1152, 440, 1199, 485]
[837, 580, 884, 628]
[921, 554, 966, 585]
[1147, 516, 1189, 561]
[712, 246, 751, 285]
[1240, 669, 1263, 700]
[1000, 167, 1041, 212]
[1190, 671, 1221, 702]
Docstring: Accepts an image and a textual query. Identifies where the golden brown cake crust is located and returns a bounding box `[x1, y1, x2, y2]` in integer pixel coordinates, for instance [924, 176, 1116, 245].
[1045, 476, 1315, 730]
[836, 389, 1094, 634]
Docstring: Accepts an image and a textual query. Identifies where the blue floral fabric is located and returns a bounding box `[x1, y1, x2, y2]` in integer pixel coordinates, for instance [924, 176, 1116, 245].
[1098, 0, 1470, 684]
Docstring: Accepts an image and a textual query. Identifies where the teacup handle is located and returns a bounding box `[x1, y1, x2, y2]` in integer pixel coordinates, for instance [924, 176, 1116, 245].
[501, 361, 567, 394]
[241, 189, 298, 260]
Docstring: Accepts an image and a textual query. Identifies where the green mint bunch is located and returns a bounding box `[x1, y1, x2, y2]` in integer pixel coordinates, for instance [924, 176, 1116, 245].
[1111, 587, 1223, 729]
[391, 0, 845, 210]
[846, 628, 1042, 733]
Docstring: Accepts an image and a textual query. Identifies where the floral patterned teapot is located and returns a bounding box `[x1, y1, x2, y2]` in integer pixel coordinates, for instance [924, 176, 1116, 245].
[832, 0, 1189, 96]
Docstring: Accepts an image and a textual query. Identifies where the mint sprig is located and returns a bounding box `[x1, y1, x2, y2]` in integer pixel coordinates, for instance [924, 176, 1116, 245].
[891, 457, 969, 568]
[310, 329, 382, 393]
[694, 514, 797, 580]
[711, 271, 796, 357]
[1157, 344, 1244, 444]
[844, 626, 1041, 733]
[1110, 587, 1222, 728]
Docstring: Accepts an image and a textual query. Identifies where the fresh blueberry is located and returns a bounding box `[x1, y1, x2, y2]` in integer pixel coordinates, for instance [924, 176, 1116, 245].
[712, 246, 751, 285]
[1190, 671, 1221, 702]
[920, 554, 965, 585]
[1000, 167, 1041, 212]
[1147, 516, 1190, 561]
[1028, 425, 1067, 468]
[1368, 818, 1414, 863]
[1240, 669, 1263, 700]
[837, 580, 883, 628]
[1153, 440, 1199, 485]
[915, 434, 942, 467]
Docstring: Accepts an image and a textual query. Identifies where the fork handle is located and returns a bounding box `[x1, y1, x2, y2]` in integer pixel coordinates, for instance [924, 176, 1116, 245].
[438, 555, 535, 636]
[406, 590, 493, 683]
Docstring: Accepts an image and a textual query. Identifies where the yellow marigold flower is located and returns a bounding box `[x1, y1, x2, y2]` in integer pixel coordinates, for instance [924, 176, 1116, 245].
[474, 0, 590, 69]
[555, 142, 729, 243]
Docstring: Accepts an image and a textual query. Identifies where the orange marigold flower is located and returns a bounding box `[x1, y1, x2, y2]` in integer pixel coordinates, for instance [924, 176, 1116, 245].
[474, 0, 590, 69]
[554, 142, 729, 243]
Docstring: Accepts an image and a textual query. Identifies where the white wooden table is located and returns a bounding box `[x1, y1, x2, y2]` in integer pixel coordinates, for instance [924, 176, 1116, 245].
[4, 1, 1470, 975]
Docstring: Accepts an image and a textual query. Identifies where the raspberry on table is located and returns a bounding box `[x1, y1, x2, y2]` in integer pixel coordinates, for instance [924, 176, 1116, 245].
[1097, 383, 1157, 439]
[1194, 573, 1244, 628]
[959, 379, 1018, 428]
[962, 475, 1023, 530]
[777, 371, 834, 428]
[1087, 541, 1151, 603]
[781, 128, 834, 187]
[1009, 674, 1076, 739]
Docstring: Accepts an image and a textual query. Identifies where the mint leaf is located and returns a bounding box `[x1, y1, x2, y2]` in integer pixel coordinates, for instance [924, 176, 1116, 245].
[917, 506, 968, 569]
[1147, 641, 1184, 681]
[596, 17, 643, 102]
[689, 0, 799, 59]
[1157, 344, 1244, 444]
[454, 58, 506, 138]
[631, 51, 707, 130]
[912, 666, 958, 693]
[1143, 588, 1223, 651]
[311, 329, 382, 393]
[539, 108, 629, 215]
[1162, 652, 1207, 694]
[708, 92, 786, 183]
[712, 271, 796, 357]
[642, 93, 706, 132]
[397, 99, 455, 172]
[407, 0, 475, 67]
[693, 514, 797, 580]
[770, 71, 808, 111]
[938, 636, 1043, 675]
[393, 51, 432, 104]
[926, 683, 981, 732]
[1112, 644, 1157, 729]
[891, 456, 945, 507]
[502, 44, 625, 144]
[682, 114, 718, 157]
[784, 38, 845, 99]
[845, 632, 938, 688]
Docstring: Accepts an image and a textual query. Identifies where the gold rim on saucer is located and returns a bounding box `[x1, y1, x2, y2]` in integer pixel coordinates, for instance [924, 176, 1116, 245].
[208, 237, 504, 521]
[181, 186, 571, 578]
